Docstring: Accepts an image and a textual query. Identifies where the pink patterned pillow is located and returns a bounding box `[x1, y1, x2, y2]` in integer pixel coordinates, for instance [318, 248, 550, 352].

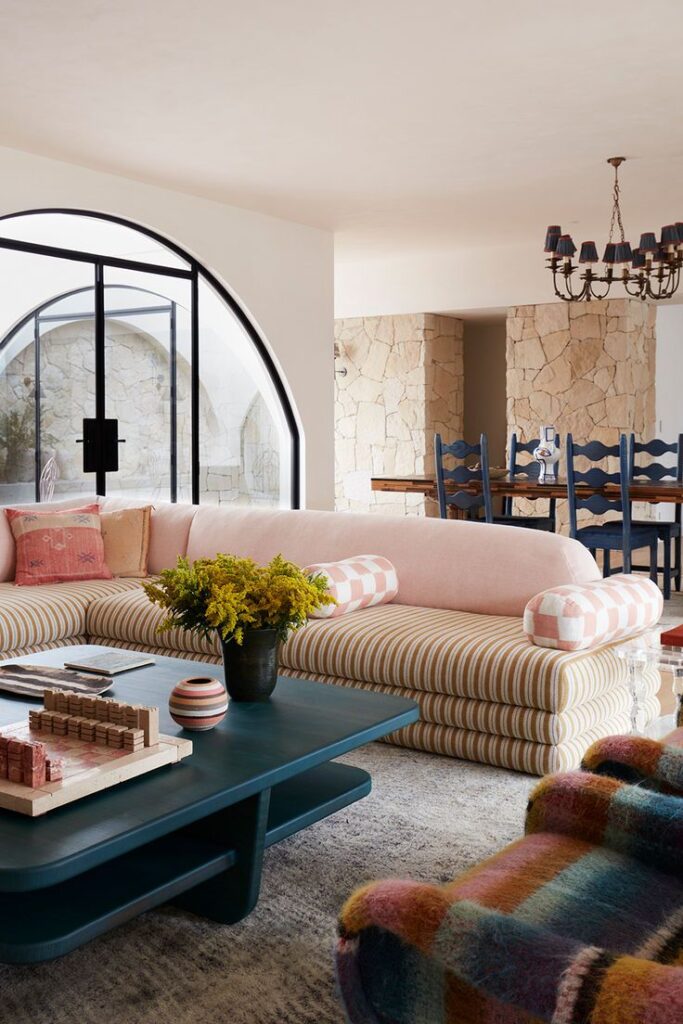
[523, 574, 662, 652]
[5, 504, 112, 586]
[304, 555, 398, 618]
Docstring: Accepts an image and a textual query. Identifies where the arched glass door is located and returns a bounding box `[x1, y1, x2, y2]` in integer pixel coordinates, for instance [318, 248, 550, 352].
[0, 211, 299, 507]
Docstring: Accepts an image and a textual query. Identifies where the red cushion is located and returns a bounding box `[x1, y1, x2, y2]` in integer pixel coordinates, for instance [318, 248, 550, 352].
[5, 504, 112, 586]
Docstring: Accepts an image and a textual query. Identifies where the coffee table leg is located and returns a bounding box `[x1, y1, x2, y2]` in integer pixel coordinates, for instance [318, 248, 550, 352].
[173, 789, 271, 924]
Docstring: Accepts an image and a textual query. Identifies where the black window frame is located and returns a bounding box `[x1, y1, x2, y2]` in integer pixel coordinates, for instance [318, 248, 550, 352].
[0, 208, 301, 508]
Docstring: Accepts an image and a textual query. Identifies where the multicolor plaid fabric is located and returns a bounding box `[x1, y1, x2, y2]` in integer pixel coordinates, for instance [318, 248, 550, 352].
[337, 732, 683, 1023]
[523, 574, 663, 652]
[304, 555, 398, 618]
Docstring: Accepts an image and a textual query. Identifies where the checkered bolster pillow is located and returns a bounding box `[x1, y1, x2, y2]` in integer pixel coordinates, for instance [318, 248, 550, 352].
[523, 574, 662, 652]
[304, 555, 398, 618]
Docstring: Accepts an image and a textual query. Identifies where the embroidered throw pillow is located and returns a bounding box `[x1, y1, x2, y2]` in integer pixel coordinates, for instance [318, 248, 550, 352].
[100, 506, 152, 577]
[523, 574, 662, 652]
[304, 555, 398, 618]
[5, 504, 112, 586]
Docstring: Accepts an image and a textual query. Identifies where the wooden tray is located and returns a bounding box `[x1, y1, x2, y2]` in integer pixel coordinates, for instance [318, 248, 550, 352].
[0, 722, 192, 817]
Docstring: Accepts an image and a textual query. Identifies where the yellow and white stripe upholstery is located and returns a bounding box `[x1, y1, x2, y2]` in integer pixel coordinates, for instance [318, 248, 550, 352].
[2, 583, 661, 776]
[379, 705, 661, 776]
[86, 587, 219, 658]
[280, 604, 638, 712]
[0, 579, 144, 653]
[276, 668, 660, 744]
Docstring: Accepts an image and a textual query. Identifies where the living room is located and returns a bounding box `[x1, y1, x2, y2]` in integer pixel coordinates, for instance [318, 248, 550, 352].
[0, 3, 682, 1022]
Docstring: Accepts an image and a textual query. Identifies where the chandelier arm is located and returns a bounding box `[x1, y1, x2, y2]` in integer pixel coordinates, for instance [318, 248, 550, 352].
[587, 277, 612, 301]
[552, 266, 574, 302]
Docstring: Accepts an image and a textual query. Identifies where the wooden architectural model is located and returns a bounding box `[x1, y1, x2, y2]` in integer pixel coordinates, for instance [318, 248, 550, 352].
[0, 690, 190, 816]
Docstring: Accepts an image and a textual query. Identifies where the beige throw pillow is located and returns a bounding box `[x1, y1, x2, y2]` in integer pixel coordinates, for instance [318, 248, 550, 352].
[101, 506, 152, 578]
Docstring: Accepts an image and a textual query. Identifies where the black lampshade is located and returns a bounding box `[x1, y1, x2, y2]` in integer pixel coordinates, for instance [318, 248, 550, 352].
[579, 240, 599, 263]
[614, 241, 633, 263]
[652, 244, 667, 262]
[676, 223, 683, 245]
[661, 224, 679, 246]
[639, 232, 658, 253]
[602, 243, 616, 264]
[631, 247, 646, 270]
[544, 225, 562, 252]
[555, 234, 576, 258]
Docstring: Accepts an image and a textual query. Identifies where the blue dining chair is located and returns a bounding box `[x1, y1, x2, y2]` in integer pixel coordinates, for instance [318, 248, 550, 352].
[629, 433, 683, 599]
[434, 433, 493, 521]
[501, 433, 557, 531]
[566, 433, 658, 579]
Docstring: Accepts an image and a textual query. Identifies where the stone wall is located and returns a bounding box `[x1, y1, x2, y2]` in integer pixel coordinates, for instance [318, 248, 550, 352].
[334, 313, 464, 515]
[506, 298, 656, 532]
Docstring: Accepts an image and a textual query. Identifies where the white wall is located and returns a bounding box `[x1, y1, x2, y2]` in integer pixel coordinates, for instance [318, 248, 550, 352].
[335, 242, 551, 318]
[655, 305, 683, 523]
[0, 146, 334, 509]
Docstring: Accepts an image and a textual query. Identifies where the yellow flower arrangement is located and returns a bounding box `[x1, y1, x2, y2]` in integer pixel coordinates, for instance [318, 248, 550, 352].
[143, 553, 335, 645]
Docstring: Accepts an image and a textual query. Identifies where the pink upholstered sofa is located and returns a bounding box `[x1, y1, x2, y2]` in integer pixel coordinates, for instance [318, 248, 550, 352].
[0, 498, 661, 774]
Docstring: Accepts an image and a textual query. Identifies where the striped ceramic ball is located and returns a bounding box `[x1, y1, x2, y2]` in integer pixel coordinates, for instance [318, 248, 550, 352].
[168, 676, 228, 731]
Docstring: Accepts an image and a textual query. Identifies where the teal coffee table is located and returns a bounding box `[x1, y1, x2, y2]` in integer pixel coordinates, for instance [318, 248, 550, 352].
[0, 645, 418, 963]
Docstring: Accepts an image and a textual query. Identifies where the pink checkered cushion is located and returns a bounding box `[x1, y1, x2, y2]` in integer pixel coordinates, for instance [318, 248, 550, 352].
[304, 555, 398, 618]
[523, 574, 662, 652]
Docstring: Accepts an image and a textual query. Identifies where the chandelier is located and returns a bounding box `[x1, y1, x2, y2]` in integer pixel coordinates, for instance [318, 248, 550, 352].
[544, 157, 682, 301]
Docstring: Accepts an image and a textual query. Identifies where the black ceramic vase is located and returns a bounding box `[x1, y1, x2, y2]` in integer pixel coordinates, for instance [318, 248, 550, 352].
[220, 628, 280, 702]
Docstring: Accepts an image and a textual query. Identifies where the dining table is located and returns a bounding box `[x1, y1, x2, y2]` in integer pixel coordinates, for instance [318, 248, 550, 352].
[371, 475, 683, 504]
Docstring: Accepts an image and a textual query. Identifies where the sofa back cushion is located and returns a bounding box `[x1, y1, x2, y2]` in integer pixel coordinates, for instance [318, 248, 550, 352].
[97, 498, 198, 574]
[186, 507, 600, 617]
[6, 504, 112, 585]
[0, 496, 98, 582]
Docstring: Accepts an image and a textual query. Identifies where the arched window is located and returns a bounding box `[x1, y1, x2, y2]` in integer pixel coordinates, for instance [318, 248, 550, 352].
[0, 210, 300, 507]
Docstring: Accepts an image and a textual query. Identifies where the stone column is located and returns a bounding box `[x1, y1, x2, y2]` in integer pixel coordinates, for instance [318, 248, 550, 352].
[334, 313, 464, 515]
[506, 298, 656, 533]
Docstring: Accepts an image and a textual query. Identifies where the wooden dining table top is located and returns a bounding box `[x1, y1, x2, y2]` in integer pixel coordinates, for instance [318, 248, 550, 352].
[371, 475, 683, 503]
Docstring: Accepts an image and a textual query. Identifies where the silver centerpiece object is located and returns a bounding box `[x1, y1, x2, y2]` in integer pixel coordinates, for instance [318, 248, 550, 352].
[533, 425, 560, 483]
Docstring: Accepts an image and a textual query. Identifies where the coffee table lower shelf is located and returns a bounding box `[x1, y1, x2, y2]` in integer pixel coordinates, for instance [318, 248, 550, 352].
[0, 760, 370, 963]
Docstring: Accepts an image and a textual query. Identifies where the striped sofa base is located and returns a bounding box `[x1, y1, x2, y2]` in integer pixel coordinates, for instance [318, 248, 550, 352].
[1, 582, 663, 776]
[89, 639, 660, 775]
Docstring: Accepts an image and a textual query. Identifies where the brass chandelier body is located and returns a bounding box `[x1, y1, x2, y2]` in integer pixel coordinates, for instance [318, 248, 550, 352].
[544, 158, 682, 302]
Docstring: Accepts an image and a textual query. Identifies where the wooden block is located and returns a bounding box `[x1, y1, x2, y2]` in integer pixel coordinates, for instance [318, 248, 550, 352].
[79, 719, 96, 740]
[51, 713, 69, 735]
[95, 723, 109, 745]
[43, 689, 56, 711]
[106, 725, 126, 749]
[8, 765, 23, 784]
[55, 691, 71, 714]
[39, 711, 55, 732]
[26, 765, 47, 788]
[0, 737, 7, 754]
[22, 742, 46, 769]
[45, 757, 63, 783]
[8, 740, 24, 761]
[0, 752, 7, 779]
[68, 695, 83, 716]
[28, 710, 42, 730]
[81, 697, 96, 718]
[95, 698, 112, 722]
[124, 705, 142, 729]
[138, 707, 159, 747]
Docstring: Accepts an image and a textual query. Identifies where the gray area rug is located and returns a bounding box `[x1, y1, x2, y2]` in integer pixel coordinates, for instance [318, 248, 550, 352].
[1, 744, 533, 1024]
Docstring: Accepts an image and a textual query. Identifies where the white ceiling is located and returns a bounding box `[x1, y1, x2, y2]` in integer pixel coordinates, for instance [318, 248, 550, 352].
[1, 1, 682, 263]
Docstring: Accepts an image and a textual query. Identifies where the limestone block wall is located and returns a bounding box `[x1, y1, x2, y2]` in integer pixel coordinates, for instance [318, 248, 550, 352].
[334, 313, 464, 515]
[506, 298, 656, 533]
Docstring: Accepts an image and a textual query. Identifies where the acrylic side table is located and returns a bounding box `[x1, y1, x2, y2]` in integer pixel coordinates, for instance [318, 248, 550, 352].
[616, 630, 683, 737]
